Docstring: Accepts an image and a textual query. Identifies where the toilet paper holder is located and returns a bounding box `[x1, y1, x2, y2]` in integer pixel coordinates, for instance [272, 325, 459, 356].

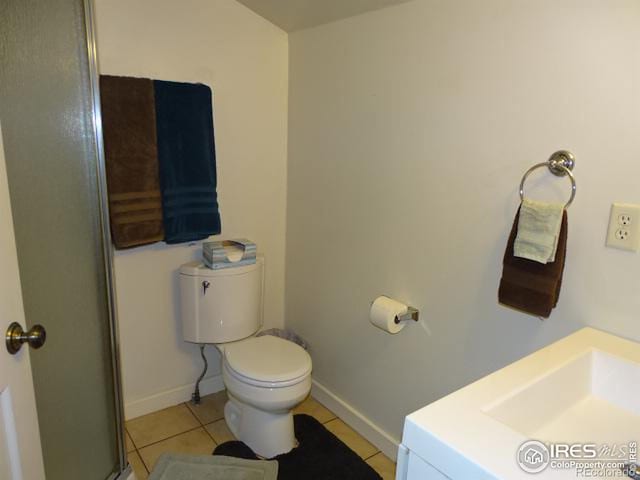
[395, 306, 420, 324]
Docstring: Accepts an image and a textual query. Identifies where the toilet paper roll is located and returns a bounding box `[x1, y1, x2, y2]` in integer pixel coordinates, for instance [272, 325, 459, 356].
[369, 296, 408, 334]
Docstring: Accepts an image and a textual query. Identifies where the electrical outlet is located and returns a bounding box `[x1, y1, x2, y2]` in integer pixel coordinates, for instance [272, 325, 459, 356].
[606, 203, 640, 251]
[619, 214, 632, 226]
[615, 229, 630, 241]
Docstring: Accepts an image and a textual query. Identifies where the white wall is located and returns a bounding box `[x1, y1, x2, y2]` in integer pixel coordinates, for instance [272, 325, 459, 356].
[287, 0, 640, 441]
[94, 0, 288, 418]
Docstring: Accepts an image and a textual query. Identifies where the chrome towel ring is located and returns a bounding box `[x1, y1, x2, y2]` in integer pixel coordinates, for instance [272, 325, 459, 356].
[519, 150, 576, 209]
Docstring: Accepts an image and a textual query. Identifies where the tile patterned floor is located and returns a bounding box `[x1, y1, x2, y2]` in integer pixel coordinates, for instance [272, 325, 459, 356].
[125, 391, 396, 480]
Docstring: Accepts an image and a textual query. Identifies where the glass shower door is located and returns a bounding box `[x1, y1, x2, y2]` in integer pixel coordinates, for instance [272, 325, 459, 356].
[0, 0, 126, 478]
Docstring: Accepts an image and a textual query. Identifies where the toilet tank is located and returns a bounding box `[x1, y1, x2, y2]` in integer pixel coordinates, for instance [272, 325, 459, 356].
[179, 257, 264, 343]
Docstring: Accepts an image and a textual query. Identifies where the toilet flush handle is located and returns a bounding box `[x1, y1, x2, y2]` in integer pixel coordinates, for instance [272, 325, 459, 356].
[202, 281, 210, 295]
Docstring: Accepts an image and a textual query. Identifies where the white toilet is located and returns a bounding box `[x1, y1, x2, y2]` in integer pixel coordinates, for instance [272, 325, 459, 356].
[179, 257, 312, 458]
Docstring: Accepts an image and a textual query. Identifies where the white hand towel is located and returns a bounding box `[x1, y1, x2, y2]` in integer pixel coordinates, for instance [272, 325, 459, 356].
[514, 198, 564, 264]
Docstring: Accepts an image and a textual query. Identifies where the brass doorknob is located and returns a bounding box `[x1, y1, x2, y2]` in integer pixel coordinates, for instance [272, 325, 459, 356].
[5, 322, 46, 355]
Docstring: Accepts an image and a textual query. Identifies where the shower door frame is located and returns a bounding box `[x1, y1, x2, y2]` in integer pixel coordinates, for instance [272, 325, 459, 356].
[81, 0, 129, 478]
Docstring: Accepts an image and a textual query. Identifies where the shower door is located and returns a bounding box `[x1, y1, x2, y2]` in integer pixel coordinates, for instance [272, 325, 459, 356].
[0, 0, 127, 479]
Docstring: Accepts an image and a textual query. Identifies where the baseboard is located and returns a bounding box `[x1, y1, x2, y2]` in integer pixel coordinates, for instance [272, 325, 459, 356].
[124, 374, 225, 420]
[311, 379, 400, 461]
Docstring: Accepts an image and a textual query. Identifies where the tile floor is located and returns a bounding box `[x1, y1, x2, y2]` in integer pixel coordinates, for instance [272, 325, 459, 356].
[124, 391, 396, 479]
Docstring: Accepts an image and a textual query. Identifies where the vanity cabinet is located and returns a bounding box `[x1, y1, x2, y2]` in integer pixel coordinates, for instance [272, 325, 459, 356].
[396, 444, 449, 479]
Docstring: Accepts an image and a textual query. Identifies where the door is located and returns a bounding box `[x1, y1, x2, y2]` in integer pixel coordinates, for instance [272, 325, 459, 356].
[0, 0, 126, 478]
[0, 125, 46, 479]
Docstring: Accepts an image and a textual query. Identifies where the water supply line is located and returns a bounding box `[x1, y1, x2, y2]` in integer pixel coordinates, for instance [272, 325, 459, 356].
[191, 344, 208, 404]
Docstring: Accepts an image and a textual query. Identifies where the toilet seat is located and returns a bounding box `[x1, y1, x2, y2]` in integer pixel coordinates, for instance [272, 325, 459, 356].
[223, 335, 312, 388]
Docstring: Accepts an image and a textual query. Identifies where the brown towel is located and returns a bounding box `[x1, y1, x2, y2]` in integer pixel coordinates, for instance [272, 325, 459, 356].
[498, 208, 568, 318]
[100, 75, 164, 248]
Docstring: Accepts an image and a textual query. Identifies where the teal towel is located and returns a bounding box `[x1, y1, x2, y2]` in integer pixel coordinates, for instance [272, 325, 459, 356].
[154, 80, 222, 244]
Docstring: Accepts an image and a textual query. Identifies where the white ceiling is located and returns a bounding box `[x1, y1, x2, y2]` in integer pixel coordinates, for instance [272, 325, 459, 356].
[235, 0, 415, 32]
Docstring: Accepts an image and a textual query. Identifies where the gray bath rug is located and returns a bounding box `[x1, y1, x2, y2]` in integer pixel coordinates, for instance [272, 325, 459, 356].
[149, 453, 278, 480]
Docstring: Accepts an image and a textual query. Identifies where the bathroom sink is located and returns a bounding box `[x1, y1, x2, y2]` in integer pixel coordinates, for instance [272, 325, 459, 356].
[484, 349, 640, 445]
[399, 328, 640, 480]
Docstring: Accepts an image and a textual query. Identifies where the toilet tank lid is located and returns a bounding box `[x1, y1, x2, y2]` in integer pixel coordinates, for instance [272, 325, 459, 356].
[224, 336, 312, 384]
[179, 257, 264, 277]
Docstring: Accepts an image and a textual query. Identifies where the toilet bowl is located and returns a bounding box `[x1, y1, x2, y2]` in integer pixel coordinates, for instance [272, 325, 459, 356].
[179, 257, 313, 458]
[218, 335, 312, 458]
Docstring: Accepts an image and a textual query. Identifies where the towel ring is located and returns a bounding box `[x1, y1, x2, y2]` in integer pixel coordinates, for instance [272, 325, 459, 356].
[519, 150, 576, 209]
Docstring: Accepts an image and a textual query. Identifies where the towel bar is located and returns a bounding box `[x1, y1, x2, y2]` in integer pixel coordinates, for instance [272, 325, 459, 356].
[519, 150, 576, 208]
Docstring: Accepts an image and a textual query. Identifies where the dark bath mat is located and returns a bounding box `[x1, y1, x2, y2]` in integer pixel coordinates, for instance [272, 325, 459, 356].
[213, 414, 382, 480]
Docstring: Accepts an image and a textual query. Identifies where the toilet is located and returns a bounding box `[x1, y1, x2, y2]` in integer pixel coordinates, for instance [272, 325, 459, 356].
[179, 257, 312, 458]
